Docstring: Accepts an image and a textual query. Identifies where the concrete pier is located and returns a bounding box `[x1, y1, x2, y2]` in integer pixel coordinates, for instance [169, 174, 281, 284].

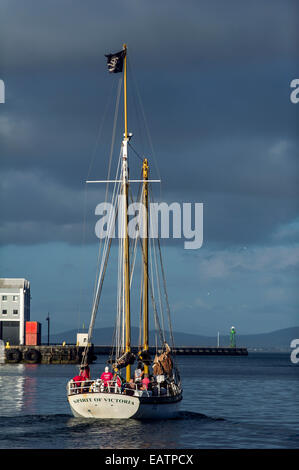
[4, 344, 96, 364]
[93, 345, 248, 356]
[4, 344, 248, 364]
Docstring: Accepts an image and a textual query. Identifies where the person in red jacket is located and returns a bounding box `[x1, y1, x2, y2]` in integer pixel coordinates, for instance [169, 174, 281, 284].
[100, 366, 113, 387]
[72, 373, 85, 393]
[141, 374, 150, 390]
[80, 365, 90, 380]
[113, 369, 123, 388]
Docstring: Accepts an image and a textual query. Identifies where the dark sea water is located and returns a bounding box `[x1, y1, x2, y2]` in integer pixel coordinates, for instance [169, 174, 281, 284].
[0, 353, 298, 449]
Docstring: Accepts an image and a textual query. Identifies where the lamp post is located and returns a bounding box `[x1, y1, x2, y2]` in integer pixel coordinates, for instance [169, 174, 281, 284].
[230, 326, 236, 348]
[46, 314, 50, 346]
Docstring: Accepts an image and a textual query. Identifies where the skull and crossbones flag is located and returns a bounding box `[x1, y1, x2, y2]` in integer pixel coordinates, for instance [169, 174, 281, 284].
[105, 49, 125, 73]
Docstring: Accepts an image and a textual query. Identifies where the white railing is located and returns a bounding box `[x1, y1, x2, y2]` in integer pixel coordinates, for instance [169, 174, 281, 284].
[67, 378, 177, 398]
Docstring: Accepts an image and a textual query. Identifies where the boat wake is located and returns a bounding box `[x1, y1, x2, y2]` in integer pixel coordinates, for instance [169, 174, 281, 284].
[0, 413, 70, 425]
[177, 410, 225, 422]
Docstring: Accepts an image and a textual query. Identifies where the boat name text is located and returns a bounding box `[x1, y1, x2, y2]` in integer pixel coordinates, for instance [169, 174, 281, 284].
[72, 396, 135, 405]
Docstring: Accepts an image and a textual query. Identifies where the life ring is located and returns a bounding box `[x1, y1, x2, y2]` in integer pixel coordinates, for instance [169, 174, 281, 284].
[24, 349, 41, 364]
[6, 348, 22, 363]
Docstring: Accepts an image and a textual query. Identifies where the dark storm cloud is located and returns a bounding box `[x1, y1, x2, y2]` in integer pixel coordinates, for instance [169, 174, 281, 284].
[1, 0, 297, 67]
[0, 0, 298, 246]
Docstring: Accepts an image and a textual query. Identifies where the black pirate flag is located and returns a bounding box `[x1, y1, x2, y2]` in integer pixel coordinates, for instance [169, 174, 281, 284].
[105, 50, 125, 73]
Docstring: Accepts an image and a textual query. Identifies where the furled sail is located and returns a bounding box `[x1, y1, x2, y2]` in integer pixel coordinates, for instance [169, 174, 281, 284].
[138, 349, 152, 366]
[113, 351, 136, 370]
[153, 343, 173, 376]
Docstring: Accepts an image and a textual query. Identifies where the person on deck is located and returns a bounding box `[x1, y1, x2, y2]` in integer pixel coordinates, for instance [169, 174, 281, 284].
[141, 374, 150, 390]
[134, 362, 144, 384]
[80, 365, 90, 380]
[72, 373, 85, 393]
[113, 369, 123, 392]
[100, 366, 113, 387]
[124, 379, 135, 396]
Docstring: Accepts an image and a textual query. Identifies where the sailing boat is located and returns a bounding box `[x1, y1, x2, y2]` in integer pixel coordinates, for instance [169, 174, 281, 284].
[67, 45, 182, 419]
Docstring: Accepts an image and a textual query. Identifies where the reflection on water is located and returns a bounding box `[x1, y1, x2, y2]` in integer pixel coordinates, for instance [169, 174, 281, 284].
[0, 364, 38, 416]
[63, 410, 218, 449]
[23, 366, 38, 414]
[0, 341, 5, 364]
[65, 416, 184, 448]
[0, 365, 26, 415]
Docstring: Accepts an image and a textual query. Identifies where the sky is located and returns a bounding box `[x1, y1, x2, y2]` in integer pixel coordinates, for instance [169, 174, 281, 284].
[0, 0, 298, 337]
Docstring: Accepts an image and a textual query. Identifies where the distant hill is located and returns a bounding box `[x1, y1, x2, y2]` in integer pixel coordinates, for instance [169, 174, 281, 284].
[43, 326, 299, 351]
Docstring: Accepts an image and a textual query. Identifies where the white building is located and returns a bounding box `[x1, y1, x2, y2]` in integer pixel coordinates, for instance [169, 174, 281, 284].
[0, 279, 31, 345]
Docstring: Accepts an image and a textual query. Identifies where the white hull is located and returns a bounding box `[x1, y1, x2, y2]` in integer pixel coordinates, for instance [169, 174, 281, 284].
[68, 391, 181, 419]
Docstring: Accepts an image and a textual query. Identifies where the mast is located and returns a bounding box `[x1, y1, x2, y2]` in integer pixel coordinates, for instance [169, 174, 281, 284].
[142, 158, 149, 375]
[122, 44, 131, 382]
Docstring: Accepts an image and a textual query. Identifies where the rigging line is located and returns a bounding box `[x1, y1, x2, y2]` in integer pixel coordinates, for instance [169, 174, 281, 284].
[148, 186, 166, 341]
[156, 234, 175, 349]
[112, 217, 124, 364]
[128, 176, 143, 278]
[91, 79, 122, 305]
[131, 204, 165, 348]
[127, 56, 161, 185]
[116, 222, 123, 359]
[105, 77, 123, 203]
[148, 183, 175, 345]
[127, 60, 146, 156]
[110, 320, 117, 366]
[136, 213, 164, 347]
[81, 200, 120, 367]
[149, 230, 166, 345]
[128, 142, 143, 162]
[91, 151, 121, 306]
[152, 232, 166, 342]
[116, 206, 125, 358]
[122, 201, 125, 354]
[155, 232, 180, 379]
[77, 77, 115, 332]
[81, 232, 113, 366]
[95, 174, 122, 295]
[86, 78, 116, 181]
[139, 270, 143, 350]
[114, 216, 122, 361]
[148, 184, 179, 378]
[128, 181, 145, 351]
[81, 178, 121, 366]
[128, 185, 143, 286]
[147, 184, 166, 343]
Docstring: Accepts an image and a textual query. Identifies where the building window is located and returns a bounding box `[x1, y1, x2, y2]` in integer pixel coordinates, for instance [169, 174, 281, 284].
[2, 296, 7, 301]
[2, 309, 7, 315]
[13, 309, 18, 315]
[13, 295, 19, 301]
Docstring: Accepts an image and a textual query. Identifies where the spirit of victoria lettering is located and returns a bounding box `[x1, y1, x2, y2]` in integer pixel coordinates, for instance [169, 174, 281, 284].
[73, 396, 135, 405]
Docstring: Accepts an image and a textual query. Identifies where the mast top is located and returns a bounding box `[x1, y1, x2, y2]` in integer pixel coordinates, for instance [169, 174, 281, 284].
[143, 158, 149, 178]
[123, 44, 128, 140]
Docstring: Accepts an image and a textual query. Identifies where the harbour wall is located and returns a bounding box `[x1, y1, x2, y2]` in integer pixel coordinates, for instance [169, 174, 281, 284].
[3, 344, 248, 364]
[4, 345, 95, 364]
[93, 346, 248, 356]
